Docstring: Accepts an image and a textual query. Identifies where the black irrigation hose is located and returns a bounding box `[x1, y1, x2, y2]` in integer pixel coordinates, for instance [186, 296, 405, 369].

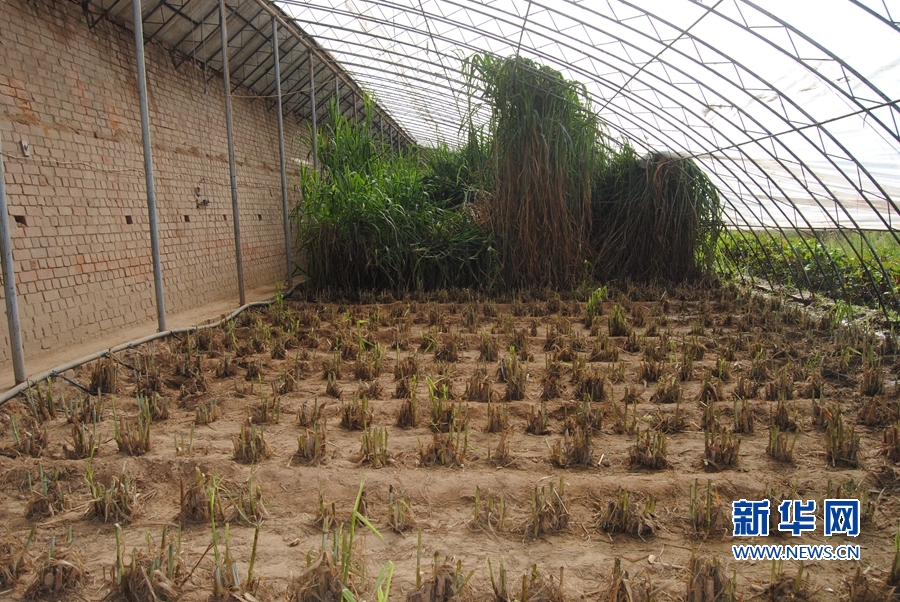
[110, 354, 139, 373]
[53, 373, 94, 396]
[0, 284, 300, 407]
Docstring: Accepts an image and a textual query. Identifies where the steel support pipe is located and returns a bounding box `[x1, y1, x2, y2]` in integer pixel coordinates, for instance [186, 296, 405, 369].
[0, 134, 26, 384]
[132, 0, 167, 333]
[309, 50, 319, 171]
[220, 0, 246, 305]
[272, 17, 292, 286]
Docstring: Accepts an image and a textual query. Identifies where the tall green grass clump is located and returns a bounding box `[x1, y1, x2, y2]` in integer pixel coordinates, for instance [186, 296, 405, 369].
[421, 127, 492, 209]
[295, 96, 496, 292]
[464, 54, 598, 289]
[591, 144, 722, 282]
[298, 55, 724, 294]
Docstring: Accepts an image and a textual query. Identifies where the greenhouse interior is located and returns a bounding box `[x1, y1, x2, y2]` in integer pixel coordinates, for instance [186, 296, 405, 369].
[0, 0, 899, 599]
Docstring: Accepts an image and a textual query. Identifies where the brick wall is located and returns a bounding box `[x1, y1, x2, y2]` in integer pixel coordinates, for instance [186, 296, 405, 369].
[0, 0, 307, 366]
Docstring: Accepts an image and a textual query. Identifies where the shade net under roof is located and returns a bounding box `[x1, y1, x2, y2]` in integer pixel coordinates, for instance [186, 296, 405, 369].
[275, 0, 900, 236]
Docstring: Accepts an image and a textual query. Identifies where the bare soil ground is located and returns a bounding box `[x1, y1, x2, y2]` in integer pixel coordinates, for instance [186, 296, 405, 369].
[1, 282, 899, 601]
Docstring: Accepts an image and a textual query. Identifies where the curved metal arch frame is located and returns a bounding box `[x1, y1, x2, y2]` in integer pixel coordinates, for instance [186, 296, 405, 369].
[583, 0, 900, 310]
[575, 0, 900, 234]
[680, 1, 900, 249]
[332, 61, 841, 305]
[391, 0, 899, 254]
[284, 0, 888, 236]
[273, 0, 900, 312]
[276, 0, 886, 309]
[110, 0, 897, 312]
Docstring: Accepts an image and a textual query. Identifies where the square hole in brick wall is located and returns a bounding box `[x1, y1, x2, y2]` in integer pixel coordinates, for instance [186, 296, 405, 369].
[257, 214, 262, 221]
[13, 215, 26, 227]
[125, 215, 133, 224]
[223, 215, 228, 221]
[184, 215, 190, 223]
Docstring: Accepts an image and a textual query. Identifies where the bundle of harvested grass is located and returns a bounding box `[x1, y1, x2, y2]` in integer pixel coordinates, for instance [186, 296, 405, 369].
[396, 391, 421, 429]
[110, 525, 183, 602]
[858, 395, 898, 427]
[196, 397, 221, 425]
[418, 428, 468, 467]
[114, 407, 151, 456]
[469, 487, 507, 533]
[394, 376, 413, 400]
[464, 54, 597, 289]
[650, 375, 681, 404]
[288, 482, 373, 601]
[428, 395, 464, 434]
[883, 421, 900, 463]
[689, 479, 723, 538]
[484, 402, 509, 433]
[9, 416, 47, 458]
[228, 473, 269, 525]
[24, 379, 56, 422]
[407, 554, 472, 602]
[605, 558, 653, 602]
[629, 429, 669, 469]
[388, 486, 414, 534]
[550, 427, 593, 468]
[771, 399, 798, 431]
[598, 488, 658, 538]
[288, 550, 347, 602]
[296, 420, 327, 465]
[340, 395, 372, 430]
[179, 468, 223, 525]
[358, 426, 391, 468]
[563, 399, 604, 434]
[503, 352, 527, 401]
[232, 425, 271, 464]
[90, 356, 117, 394]
[527, 478, 569, 539]
[248, 392, 281, 425]
[591, 148, 722, 282]
[26, 465, 70, 520]
[733, 398, 755, 434]
[26, 536, 85, 599]
[65, 393, 104, 425]
[518, 564, 567, 602]
[395, 353, 419, 380]
[525, 401, 550, 436]
[826, 412, 860, 468]
[464, 365, 493, 402]
[297, 399, 322, 428]
[704, 427, 741, 470]
[490, 429, 513, 467]
[685, 554, 735, 602]
[85, 461, 140, 523]
[653, 402, 686, 434]
[0, 528, 33, 589]
[574, 367, 608, 402]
